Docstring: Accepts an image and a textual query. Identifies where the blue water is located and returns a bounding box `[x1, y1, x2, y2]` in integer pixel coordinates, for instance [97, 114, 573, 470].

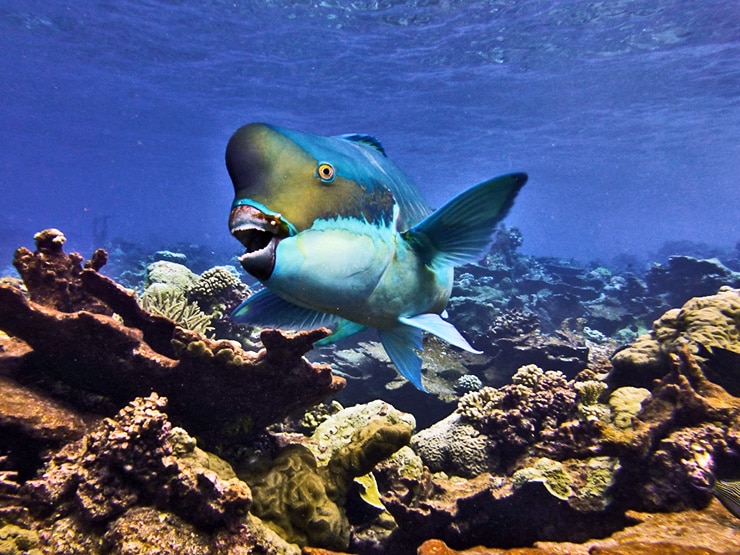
[1, 1, 738, 266]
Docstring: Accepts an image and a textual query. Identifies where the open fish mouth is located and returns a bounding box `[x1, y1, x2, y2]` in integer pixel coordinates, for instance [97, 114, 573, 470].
[229, 203, 292, 281]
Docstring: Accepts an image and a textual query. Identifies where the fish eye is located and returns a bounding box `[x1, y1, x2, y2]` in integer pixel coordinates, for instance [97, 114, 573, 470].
[317, 162, 335, 183]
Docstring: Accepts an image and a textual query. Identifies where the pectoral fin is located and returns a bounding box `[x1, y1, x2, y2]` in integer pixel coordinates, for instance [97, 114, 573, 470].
[315, 319, 368, 346]
[404, 172, 528, 269]
[378, 325, 426, 392]
[230, 288, 338, 330]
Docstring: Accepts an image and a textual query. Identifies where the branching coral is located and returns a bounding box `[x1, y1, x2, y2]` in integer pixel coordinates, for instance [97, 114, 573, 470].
[574, 379, 610, 422]
[139, 286, 213, 336]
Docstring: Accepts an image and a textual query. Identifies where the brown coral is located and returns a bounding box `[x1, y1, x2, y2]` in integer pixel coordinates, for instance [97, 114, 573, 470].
[0, 230, 345, 445]
[610, 287, 740, 393]
[12, 228, 110, 314]
[19, 394, 296, 553]
[23, 395, 250, 526]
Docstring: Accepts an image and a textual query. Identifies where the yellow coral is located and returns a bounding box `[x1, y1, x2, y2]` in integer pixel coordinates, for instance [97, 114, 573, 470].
[139, 286, 213, 336]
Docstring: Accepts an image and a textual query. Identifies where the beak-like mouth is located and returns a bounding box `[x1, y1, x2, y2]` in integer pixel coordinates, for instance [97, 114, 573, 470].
[229, 203, 292, 281]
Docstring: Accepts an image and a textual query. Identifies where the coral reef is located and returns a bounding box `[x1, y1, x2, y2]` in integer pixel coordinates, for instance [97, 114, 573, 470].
[246, 444, 351, 550]
[0, 230, 345, 446]
[20, 394, 294, 554]
[2, 229, 740, 554]
[610, 286, 740, 393]
[244, 401, 414, 551]
[390, 344, 739, 553]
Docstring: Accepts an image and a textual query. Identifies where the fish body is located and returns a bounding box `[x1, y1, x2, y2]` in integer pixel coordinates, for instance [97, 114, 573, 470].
[226, 123, 527, 391]
[712, 478, 740, 519]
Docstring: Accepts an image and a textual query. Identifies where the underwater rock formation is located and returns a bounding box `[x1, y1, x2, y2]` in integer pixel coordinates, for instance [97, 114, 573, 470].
[20, 394, 295, 554]
[610, 286, 740, 393]
[0, 229, 345, 446]
[646, 255, 740, 308]
[416, 497, 740, 554]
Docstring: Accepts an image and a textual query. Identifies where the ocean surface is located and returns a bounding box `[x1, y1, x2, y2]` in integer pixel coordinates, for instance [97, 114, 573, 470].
[1, 0, 738, 266]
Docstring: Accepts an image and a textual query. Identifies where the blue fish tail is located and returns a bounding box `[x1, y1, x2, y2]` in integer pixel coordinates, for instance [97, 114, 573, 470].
[378, 325, 427, 392]
[404, 172, 528, 269]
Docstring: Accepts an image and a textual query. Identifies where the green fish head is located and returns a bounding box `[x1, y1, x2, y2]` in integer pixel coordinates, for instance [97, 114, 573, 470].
[226, 123, 398, 280]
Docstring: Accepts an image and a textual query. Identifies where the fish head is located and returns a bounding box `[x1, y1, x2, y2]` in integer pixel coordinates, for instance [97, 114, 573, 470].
[226, 123, 397, 280]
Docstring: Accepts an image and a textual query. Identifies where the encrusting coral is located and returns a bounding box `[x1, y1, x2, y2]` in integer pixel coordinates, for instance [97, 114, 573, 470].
[20, 393, 296, 554]
[244, 401, 415, 551]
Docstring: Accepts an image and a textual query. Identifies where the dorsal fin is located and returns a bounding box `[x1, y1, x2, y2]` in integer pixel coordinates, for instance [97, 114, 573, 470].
[337, 134, 387, 156]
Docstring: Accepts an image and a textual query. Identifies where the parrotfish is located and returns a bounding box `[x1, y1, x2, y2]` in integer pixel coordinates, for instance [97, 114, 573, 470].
[226, 123, 527, 391]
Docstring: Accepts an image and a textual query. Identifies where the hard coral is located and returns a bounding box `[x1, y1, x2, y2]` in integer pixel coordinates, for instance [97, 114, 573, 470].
[245, 401, 414, 551]
[610, 287, 740, 392]
[21, 394, 257, 552]
[247, 444, 350, 550]
[0, 231, 345, 445]
[188, 265, 246, 306]
[12, 228, 109, 314]
[457, 365, 577, 454]
[139, 286, 214, 336]
[23, 393, 251, 530]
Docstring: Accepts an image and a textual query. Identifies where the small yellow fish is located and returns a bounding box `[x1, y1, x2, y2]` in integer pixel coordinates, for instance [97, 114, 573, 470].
[354, 472, 385, 510]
